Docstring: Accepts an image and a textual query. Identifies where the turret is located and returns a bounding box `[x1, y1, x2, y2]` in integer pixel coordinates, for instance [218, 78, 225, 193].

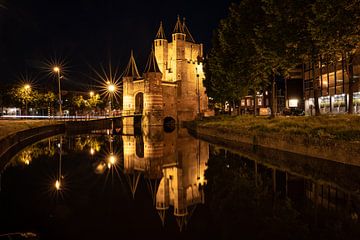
[172, 15, 186, 60]
[156, 168, 170, 226]
[122, 50, 141, 116]
[154, 21, 168, 80]
[143, 47, 164, 126]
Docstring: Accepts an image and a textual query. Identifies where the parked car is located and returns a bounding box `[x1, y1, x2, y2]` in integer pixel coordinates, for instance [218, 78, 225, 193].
[283, 108, 305, 116]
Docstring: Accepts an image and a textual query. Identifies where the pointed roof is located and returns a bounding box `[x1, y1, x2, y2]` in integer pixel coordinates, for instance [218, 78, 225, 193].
[144, 47, 161, 73]
[173, 15, 184, 34]
[155, 21, 166, 40]
[146, 178, 159, 206]
[125, 171, 142, 199]
[182, 17, 195, 43]
[176, 216, 187, 232]
[158, 210, 167, 227]
[123, 50, 141, 79]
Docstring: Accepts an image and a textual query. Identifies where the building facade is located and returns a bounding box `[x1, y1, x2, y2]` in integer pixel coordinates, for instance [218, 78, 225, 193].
[122, 16, 209, 126]
[303, 53, 360, 115]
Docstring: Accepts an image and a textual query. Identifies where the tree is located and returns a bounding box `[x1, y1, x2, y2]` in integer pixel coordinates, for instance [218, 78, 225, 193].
[255, 0, 315, 117]
[87, 93, 102, 110]
[72, 95, 86, 114]
[10, 85, 38, 115]
[205, 0, 268, 115]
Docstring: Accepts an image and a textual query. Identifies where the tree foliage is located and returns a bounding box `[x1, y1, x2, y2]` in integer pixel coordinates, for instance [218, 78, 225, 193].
[206, 0, 360, 116]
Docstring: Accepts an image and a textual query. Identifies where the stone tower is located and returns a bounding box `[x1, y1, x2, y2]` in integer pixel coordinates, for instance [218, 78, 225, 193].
[154, 16, 208, 121]
[143, 48, 164, 126]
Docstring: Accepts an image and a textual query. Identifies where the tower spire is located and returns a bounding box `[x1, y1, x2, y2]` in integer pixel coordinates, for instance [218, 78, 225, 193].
[173, 15, 184, 34]
[144, 46, 161, 73]
[155, 21, 166, 39]
[123, 50, 141, 79]
[182, 17, 195, 43]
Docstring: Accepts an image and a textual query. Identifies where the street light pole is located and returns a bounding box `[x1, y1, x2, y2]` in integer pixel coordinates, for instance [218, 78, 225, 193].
[53, 66, 62, 117]
[107, 82, 115, 117]
[24, 84, 31, 116]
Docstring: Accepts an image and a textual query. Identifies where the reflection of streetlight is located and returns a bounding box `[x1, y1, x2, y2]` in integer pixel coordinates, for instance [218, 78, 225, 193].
[55, 180, 61, 190]
[55, 136, 63, 191]
[107, 153, 117, 169]
[23, 84, 31, 115]
[90, 147, 95, 155]
[53, 66, 62, 117]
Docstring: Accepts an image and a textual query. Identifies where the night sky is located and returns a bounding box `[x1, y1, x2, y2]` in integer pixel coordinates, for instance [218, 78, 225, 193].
[0, 0, 233, 90]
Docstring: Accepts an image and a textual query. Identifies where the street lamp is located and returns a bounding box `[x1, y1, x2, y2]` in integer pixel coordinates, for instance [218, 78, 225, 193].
[107, 82, 116, 116]
[53, 66, 62, 117]
[23, 84, 31, 115]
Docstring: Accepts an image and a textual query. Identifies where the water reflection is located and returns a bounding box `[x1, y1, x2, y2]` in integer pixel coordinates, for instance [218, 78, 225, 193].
[122, 127, 208, 231]
[1, 127, 360, 239]
[206, 147, 360, 239]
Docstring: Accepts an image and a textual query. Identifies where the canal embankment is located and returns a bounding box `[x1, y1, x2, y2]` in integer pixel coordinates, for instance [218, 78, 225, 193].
[0, 118, 123, 169]
[0, 121, 65, 169]
[185, 115, 360, 167]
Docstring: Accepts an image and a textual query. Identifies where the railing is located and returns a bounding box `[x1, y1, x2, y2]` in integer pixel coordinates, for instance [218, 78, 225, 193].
[0, 112, 141, 120]
[0, 115, 107, 121]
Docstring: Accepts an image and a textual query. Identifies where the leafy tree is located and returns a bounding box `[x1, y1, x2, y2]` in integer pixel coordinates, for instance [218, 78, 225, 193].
[10, 85, 38, 115]
[72, 95, 86, 113]
[87, 93, 102, 109]
[256, 0, 311, 117]
[205, 0, 268, 115]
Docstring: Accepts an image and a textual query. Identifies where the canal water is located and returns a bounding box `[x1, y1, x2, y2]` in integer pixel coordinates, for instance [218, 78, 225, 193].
[0, 126, 360, 240]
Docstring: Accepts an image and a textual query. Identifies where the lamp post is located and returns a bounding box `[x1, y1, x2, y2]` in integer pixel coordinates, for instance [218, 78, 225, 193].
[23, 84, 31, 116]
[107, 82, 116, 117]
[53, 66, 62, 117]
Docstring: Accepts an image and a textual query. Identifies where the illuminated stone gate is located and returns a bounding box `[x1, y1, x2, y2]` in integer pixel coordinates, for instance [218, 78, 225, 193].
[122, 16, 209, 126]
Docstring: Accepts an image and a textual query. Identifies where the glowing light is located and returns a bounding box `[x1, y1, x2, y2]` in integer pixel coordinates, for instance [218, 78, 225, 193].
[88, 63, 122, 103]
[95, 162, 106, 174]
[89, 91, 94, 97]
[24, 84, 31, 90]
[108, 154, 117, 165]
[289, 99, 299, 108]
[90, 148, 95, 155]
[55, 180, 61, 190]
[53, 66, 60, 73]
[107, 84, 116, 93]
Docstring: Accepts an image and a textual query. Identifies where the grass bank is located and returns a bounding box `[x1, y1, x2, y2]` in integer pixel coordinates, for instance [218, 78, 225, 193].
[187, 115, 360, 166]
[193, 115, 360, 142]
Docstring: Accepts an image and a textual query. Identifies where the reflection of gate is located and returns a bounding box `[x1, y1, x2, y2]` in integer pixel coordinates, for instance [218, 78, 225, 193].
[135, 135, 144, 158]
[135, 92, 144, 114]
